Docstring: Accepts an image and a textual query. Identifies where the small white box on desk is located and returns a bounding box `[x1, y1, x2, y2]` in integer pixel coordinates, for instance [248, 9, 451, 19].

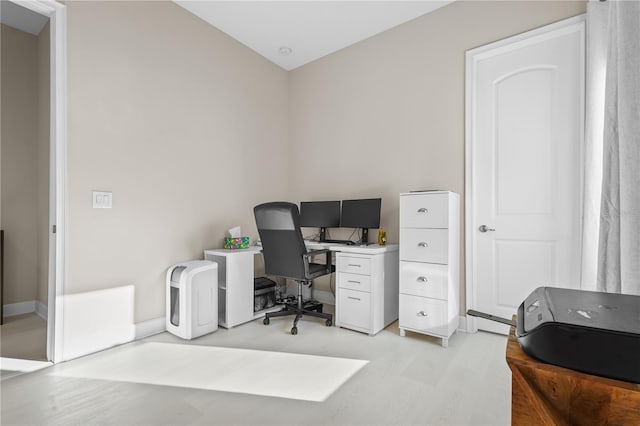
[166, 260, 218, 339]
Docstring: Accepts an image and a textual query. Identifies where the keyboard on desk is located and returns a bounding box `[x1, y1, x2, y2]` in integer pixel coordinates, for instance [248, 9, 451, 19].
[323, 239, 356, 245]
[304, 239, 355, 246]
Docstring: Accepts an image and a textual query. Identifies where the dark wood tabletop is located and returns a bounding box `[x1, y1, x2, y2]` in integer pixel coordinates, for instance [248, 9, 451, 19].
[506, 318, 640, 425]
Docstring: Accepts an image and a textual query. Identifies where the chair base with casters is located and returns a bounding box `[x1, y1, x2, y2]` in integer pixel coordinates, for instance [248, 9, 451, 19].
[263, 281, 333, 335]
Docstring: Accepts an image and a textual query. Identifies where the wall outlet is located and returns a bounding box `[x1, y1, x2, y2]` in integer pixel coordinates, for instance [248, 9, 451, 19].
[93, 191, 113, 209]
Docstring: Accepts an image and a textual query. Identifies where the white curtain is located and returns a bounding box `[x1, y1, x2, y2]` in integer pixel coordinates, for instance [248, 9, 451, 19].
[595, 0, 640, 295]
[581, 1, 608, 291]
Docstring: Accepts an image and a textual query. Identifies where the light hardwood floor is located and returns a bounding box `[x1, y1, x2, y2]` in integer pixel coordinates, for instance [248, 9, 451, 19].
[0, 313, 47, 361]
[0, 310, 510, 425]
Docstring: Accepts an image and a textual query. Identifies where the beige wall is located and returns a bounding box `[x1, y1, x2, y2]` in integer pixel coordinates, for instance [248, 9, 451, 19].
[37, 22, 50, 306]
[66, 1, 290, 322]
[289, 1, 587, 307]
[1, 24, 39, 305]
[63, 0, 586, 328]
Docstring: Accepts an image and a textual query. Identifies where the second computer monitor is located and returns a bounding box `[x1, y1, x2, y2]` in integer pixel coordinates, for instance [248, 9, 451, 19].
[341, 198, 382, 245]
[299, 200, 341, 241]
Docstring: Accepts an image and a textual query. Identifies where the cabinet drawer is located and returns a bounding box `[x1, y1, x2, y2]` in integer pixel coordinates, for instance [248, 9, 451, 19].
[400, 229, 448, 264]
[338, 289, 371, 331]
[338, 256, 371, 275]
[400, 193, 449, 228]
[338, 272, 372, 292]
[399, 294, 449, 337]
[400, 262, 448, 300]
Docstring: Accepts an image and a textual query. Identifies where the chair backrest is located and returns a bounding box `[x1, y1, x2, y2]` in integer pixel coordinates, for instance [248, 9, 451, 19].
[254, 202, 308, 280]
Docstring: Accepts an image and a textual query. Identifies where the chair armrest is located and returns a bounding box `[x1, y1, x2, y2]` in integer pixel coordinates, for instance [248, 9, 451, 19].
[304, 249, 330, 258]
[303, 249, 333, 276]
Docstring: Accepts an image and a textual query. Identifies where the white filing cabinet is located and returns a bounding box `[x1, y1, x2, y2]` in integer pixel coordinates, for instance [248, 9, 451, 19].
[335, 245, 399, 335]
[398, 191, 460, 347]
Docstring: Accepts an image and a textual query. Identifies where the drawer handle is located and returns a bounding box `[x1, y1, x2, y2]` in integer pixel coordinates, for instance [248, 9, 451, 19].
[417, 276, 428, 283]
[348, 264, 361, 267]
[416, 311, 428, 317]
[417, 242, 429, 248]
[417, 208, 429, 213]
[347, 280, 361, 284]
[348, 296, 361, 301]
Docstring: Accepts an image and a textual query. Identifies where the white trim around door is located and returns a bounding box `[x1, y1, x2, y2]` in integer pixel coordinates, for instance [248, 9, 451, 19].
[11, 0, 68, 363]
[465, 15, 586, 333]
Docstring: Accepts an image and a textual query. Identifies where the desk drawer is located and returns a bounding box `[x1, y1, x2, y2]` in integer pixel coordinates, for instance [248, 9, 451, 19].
[400, 193, 449, 228]
[338, 288, 371, 331]
[338, 256, 371, 275]
[400, 229, 448, 264]
[400, 262, 447, 300]
[338, 272, 372, 293]
[399, 294, 448, 337]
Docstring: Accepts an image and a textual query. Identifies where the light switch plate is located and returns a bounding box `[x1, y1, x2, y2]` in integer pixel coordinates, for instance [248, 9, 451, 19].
[93, 191, 113, 208]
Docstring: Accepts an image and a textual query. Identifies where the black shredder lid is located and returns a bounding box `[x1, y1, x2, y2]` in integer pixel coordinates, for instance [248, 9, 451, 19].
[522, 287, 640, 335]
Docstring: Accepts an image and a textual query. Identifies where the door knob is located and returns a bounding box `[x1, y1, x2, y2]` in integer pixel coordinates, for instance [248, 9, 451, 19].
[478, 225, 495, 232]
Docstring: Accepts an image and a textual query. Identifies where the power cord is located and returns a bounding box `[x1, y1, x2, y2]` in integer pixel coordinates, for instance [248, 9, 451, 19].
[303, 232, 320, 241]
[346, 228, 359, 242]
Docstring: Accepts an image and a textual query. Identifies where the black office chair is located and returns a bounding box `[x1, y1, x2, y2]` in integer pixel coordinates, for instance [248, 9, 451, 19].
[254, 202, 334, 335]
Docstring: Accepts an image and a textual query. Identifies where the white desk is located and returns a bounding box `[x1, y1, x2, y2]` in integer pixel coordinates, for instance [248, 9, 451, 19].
[327, 243, 399, 335]
[300, 241, 400, 335]
[304, 240, 395, 254]
[204, 243, 399, 335]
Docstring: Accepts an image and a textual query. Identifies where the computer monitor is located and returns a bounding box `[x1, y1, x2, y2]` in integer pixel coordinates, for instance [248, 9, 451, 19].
[299, 201, 341, 241]
[340, 198, 382, 245]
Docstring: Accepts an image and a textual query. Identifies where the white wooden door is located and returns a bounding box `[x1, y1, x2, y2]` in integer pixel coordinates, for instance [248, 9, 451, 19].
[466, 17, 584, 334]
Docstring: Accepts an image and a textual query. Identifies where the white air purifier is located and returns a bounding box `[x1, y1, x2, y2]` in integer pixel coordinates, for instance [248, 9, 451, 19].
[166, 260, 218, 339]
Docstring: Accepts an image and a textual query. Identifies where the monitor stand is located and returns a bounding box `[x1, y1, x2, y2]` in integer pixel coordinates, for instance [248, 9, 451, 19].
[318, 227, 327, 242]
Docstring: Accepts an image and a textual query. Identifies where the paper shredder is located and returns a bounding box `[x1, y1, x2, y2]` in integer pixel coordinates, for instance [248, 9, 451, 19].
[166, 260, 218, 339]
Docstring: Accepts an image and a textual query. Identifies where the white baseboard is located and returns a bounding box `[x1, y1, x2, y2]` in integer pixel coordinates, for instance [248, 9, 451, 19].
[135, 317, 166, 339]
[3, 300, 36, 318]
[35, 301, 48, 321]
[2, 300, 48, 320]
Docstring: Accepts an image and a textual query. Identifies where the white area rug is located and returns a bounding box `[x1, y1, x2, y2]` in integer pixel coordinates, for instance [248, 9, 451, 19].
[52, 342, 368, 401]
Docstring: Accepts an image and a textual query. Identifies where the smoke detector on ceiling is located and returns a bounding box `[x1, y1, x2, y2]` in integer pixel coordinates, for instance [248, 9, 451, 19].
[278, 46, 293, 56]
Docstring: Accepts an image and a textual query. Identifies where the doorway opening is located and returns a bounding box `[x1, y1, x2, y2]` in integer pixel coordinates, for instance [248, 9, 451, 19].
[1, 0, 66, 369]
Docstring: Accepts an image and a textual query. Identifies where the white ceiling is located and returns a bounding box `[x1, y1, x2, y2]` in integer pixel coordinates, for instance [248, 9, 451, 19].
[0, 1, 49, 35]
[174, 1, 453, 71]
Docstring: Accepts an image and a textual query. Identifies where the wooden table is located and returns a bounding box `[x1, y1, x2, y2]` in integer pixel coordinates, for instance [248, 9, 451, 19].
[506, 322, 640, 425]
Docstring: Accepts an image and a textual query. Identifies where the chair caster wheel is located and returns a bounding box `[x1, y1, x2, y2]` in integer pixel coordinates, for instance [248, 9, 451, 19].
[263, 318, 270, 325]
[325, 319, 332, 327]
[291, 327, 298, 335]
